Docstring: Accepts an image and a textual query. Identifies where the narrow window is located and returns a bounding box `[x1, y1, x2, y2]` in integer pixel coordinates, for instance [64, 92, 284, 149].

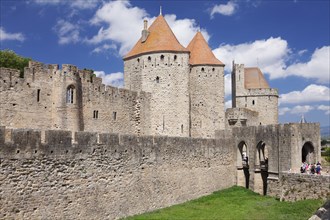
[163, 116, 165, 131]
[148, 56, 151, 62]
[137, 58, 140, 63]
[174, 55, 177, 61]
[156, 76, 160, 83]
[113, 112, 117, 120]
[37, 89, 40, 102]
[181, 124, 183, 133]
[201, 67, 205, 72]
[160, 55, 164, 61]
[212, 68, 215, 72]
[252, 100, 255, 105]
[66, 85, 75, 104]
[93, 110, 99, 119]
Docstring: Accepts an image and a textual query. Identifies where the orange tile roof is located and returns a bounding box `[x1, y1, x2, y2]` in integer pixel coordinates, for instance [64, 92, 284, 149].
[186, 32, 224, 66]
[124, 15, 188, 60]
[244, 67, 270, 89]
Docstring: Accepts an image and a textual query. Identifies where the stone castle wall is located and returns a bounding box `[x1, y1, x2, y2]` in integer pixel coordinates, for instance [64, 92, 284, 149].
[190, 65, 225, 138]
[235, 88, 278, 125]
[0, 62, 151, 136]
[278, 172, 330, 202]
[0, 126, 235, 219]
[124, 52, 190, 137]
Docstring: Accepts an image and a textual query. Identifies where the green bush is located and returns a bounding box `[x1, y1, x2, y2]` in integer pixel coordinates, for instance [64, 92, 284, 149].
[322, 148, 330, 163]
[0, 50, 31, 78]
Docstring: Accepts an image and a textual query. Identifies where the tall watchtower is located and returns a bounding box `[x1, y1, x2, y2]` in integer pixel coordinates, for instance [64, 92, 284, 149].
[123, 15, 190, 137]
[231, 63, 278, 125]
[187, 32, 225, 138]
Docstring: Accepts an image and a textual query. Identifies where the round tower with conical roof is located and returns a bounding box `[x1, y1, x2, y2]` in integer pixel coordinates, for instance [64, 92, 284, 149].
[123, 15, 190, 137]
[187, 31, 225, 138]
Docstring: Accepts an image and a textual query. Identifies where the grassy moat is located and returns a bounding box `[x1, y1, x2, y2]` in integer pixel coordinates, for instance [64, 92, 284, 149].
[125, 186, 323, 220]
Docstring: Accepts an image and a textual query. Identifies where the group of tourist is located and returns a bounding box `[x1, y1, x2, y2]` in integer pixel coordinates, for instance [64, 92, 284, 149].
[300, 161, 322, 174]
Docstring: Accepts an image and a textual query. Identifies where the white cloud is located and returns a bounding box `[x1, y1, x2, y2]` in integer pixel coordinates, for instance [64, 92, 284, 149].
[285, 46, 330, 83]
[213, 37, 329, 83]
[279, 107, 290, 116]
[224, 74, 232, 98]
[87, 1, 149, 55]
[225, 100, 232, 109]
[290, 105, 314, 114]
[94, 71, 124, 88]
[53, 20, 80, 44]
[280, 84, 330, 104]
[33, 0, 98, 9]
[92, 44, 117, 54]
[0, 27, 25, 42]
[210, 1, 238, 18]
[164, 14, 209, 47]
[213, 37, 289, 78]
[87, 1, 209, 56]
[318, 105, 330, 115]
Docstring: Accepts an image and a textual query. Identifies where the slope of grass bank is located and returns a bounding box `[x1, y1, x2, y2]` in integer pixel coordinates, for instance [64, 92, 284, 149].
[125, 186, 323, 220]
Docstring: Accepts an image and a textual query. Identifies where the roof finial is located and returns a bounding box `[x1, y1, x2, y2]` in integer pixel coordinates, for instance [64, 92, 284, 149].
[159, 6, 162, 15]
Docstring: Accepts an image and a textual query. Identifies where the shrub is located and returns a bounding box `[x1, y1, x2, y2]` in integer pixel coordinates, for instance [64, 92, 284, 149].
[0, 50, 31, 77]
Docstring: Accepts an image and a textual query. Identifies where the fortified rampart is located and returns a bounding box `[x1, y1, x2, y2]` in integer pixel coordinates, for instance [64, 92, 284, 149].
[0, 62, 151, 136]
[278, 172, 330, 202]
[0, 126, 235, 219]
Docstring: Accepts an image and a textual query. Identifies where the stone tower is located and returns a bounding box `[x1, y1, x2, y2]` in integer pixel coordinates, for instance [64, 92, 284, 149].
[231, 63, 278, 125]
[123, 15, 190, 137]
[187, 32, 225, 138]
[52, 64, 84, 132]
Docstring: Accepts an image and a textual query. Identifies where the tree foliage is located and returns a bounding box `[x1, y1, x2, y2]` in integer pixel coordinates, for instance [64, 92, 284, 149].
[0, 50, 31, 78]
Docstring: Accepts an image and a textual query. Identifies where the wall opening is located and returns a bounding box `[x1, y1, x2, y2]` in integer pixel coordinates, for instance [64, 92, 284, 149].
[66, 85, 75, 104]
[93, 110, 99, 119]
[113, 112, 117, 121]
[237, 141, 250, 189]
[201, 67, 205, 72]
[148, 56, 151, 62]
[252, 100, 255, 105]
[37, 89, 41, 102]
[160, 55, 164, 61]
[256, 141, 269, 195]
[181, 124, 183, 133]
[174, 55, 177, 61]
[302, 142, 314, 164]
[156, 76, 160, 83]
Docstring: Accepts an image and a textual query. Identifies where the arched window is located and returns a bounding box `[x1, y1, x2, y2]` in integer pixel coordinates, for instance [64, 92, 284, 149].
[160, 55, 164, 61]
[66, 85, 75, 104]
[148, 56, 151, 62]
[156, 76, 160, 83]
[252, 100, 255, 105]
[201, 67, 205, 72]
[174, 55, 177, 61]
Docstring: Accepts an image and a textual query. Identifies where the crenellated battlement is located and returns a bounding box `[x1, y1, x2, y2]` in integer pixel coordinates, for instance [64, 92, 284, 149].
[245, 88, 278, 96]
[0, 126, 231, 159]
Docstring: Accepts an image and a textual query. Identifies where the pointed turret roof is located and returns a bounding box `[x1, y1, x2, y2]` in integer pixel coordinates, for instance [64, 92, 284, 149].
[187, 32, 224, 66]
[124, 15, 188, 60]
[244, 67, 270, 89]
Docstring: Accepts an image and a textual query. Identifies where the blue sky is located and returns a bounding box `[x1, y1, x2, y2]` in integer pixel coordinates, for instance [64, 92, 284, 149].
[1, 0, 329, 126]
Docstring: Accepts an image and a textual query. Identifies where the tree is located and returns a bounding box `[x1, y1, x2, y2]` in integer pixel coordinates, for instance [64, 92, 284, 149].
[0, 50, 31, 78]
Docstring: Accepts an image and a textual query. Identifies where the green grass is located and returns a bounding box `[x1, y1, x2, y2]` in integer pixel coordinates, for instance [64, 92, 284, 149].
[124, 186, 323, 220]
